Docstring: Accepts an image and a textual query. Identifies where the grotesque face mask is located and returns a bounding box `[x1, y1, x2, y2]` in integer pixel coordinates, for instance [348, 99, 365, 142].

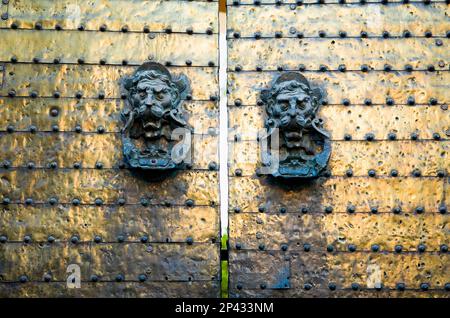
[120, 62, 191, 171]
[259, 72, 331, 179]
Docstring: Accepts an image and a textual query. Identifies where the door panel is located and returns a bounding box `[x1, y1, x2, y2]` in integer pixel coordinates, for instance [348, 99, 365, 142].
[0, 0, 220, 297]
[227, 1, 449, 298]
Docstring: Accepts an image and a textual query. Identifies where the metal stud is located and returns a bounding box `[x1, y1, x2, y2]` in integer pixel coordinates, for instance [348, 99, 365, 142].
[19, 275, 28, 283]
[94, 235, 102, 243]
[418, 244, 426, 253]
[415, 206, 425, 214]
[138, 274, 147, 282]
[360, 64, 369, 72]
[121, 25, 129, 33]
[303, 243, 311, 252]
[2, 197, 10, 205]
[344, 134, 352, 141]
[43, 273, 52, 282]
[140, 235, 148, 243]
[72, 198, 81, 206]
[439, 205, 447, 214]
[404, 64, 413, 72]
[47, 235, 55, 243]
[348, 244, 356, 252]
[403, 30, 411, 38]
[115, 274, 125, 282]
[386, 97, 394, 105]
[384, 64, 392, 72]
[281, 244, 288, 251]
[304, 283, 312, 290]
[440, 244, 448, 253]
[410, 132, 418, 141]
[338, 64, 346, 72]
[342, 98, 350, 106]
[279, 207, 287, 214]
[394, 245, 403, 253]
[208, 161, 217, 171]
[117, 235, 125, 243]
[360, 31, 368, 38]
[347, 204, 356, 213]
[420, 283, 429, 291]
[388, 132, 396, 140]
[433, 132, 441, 140]
[324, 206, 333, 214]
[339, 31, 347, 38]
[392, 206, 402, 214]
[23, 235, 32, 243]
[78, 24, 85, 31]
[48, 197, 57, 205]
[70, 235, 80, 244]
[327, 245, 334, 252]
[351, 283, 359, 291]
[365, 133, 375, 141]
[396, 283, 406, 291]
[25, 198, 33, 205]
[364, 98, 372, 106]
[185, 199, 194, 207]
[370, 206, 378, 214]
[90, 275, 99, 282]
[186, 27, 194, 35]
[29, 125, 37, 133]
[371, 244, 380, 252]
[0, 235, 7, 243]
[412, 169, 421, 177]
[328, 282, 337, 290]
[8, 90, 16, 98]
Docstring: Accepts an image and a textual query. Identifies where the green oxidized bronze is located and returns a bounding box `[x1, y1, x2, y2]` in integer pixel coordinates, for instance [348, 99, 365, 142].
[121, 62, 191, 171]
[259, 72, 331, 179]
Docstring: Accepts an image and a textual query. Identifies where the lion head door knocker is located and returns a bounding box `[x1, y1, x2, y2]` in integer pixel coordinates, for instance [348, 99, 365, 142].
[259, 72, 331, 179]
[120, 62, 192, 173]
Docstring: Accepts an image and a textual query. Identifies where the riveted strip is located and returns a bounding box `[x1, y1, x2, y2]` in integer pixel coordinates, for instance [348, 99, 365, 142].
[228, 3, 449, 38]
[4, 0, 218, 34]
[0, 281, 220, 298]
[0, 242, 220, 282]
[0, 170, 219, 206]
[0, 63, 218, 101]
[0, 98, 218, 134]
[228, 71, 449, 105]
[0, 30, 218, 67]
[228, 38, 448, 71]
[229, 140, 449, 177]
[227, 0, 449, 5]
[229, 105, 450, 141]
[229, 176, 444, 213]
[0, 133, 218, 170]
[229, 213, 449, 251]
[229, 250, 449, 292]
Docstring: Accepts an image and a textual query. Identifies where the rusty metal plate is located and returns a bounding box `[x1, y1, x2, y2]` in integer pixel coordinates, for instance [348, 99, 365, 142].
[7, 0, 218, 33]
[0, 98, 217, 134]
[0, 243, 219, 281]
[0, 281, 220, 298]
[228, 71, 449, 105]
[229, 140, 449, 176]
[228, 3, 449, 38]
[0, 133, 218, 170]
[229, 105, 450, 140]
[230, 213, 449, 251]
[0, 170, 219, 205]
[229, 250, 291, 289]
[0, 205, 219, 243]
[228, 38, 447, 71]
[0, 30, 218, 66]
[1, 64, 218, 100]
[230, 250, 449, 293]
[229, 176, 444, 213]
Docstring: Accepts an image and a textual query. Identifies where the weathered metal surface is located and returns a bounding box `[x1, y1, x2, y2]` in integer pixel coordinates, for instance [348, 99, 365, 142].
[0, 243, 219, 281]
[227, 0, 448, 5]
[0, 281, 219, 298]
[228, 1, 448, 297]
[0, 133, 217, 170]
[230, 251, 449, 296]
[0, 170, 219, 205]
[5, 0, 218, 33]
[0, 30, 218, 66]
[0, 98, 218, 134]
[229, 105, 449, 140]
[0, 205, 218, 243]
[229, 140, 449, 176]
[229, 176, 444, 213]
[0, 0, 220, 297]
[230, 213, 449, 251]
[229, 38, 447, 71]
[1, 64, 218, 100]
[228, 71, 449, 105]
[258, 72, 331, 179]
[228, 3, 449, 38]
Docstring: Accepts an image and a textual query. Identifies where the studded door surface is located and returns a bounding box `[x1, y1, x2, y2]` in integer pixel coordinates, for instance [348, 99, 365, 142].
[227, 1, 449, 297]
[0, 0, 220, 297]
